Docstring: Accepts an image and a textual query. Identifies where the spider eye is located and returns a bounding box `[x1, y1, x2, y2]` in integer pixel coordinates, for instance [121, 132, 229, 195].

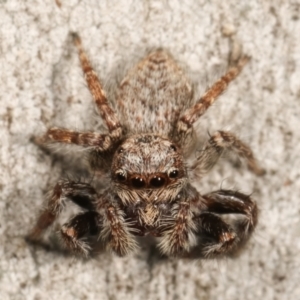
[116, 171, 126, 182]
[131, 176, 146, 189]
[170, 144, 177, 151]
[150, 176, 165, 188]
[118, 147, 124, 153]
[169, 169, 179, 178]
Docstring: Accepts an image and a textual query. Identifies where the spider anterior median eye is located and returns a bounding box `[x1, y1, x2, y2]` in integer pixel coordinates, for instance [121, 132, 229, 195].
[169, 170, 178, 178]
[150, 176, 165, 188]
[131, 177, 146, 189]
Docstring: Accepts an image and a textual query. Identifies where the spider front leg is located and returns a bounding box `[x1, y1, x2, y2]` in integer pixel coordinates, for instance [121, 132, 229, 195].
[61, 196, 138, 256]
[28, 179, 98, 242]
[158, 186, 198, 257]
[191, 130, 265, 178]
[190, 190, 258, 258]
[28, 180, 137, 256]
[60, 211, 101, 256]
[98, 195, 138, 256]
[195, 212, 237, 258]
[202, 189, 258, 237]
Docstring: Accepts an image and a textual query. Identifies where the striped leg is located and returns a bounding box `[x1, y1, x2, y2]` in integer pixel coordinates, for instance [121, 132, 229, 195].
[28, 180, 97, 241]
[176, 56, 249, 137]
[36, 127, 114, 151]
[191, 130, 264, 178]
[72, 33, 122, 139]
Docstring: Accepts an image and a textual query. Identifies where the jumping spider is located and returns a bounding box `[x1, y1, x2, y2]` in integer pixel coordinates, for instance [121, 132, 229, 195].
[29, 33, 264, 258]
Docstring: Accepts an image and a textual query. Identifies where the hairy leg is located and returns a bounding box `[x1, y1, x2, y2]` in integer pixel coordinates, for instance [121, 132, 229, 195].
[28, 180, 97, 241]
[35, 127, 114, 151]
[158, 186, 198, 256]
[99, 198, 138, 256]
[29, 181, 137, 256]
[190, 212, 237, 258]
[72, 33, 122, 138]
[176, 56, 249, 137]
[159, 202, 195, 256]
[60, 211, 101, 256]
[202, 189, 258, 236]
[61, 202, 138, 256]
[191, 130, 265, 178]
[187, 189, 258, 258]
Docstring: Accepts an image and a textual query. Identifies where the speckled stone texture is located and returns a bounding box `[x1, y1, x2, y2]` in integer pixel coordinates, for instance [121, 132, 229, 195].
[1, 1, 299, 299]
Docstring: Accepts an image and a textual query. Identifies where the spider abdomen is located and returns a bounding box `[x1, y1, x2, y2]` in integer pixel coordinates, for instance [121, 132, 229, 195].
[116, 50, 193, 136]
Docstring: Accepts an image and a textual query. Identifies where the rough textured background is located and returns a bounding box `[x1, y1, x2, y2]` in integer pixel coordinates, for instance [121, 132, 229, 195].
[1, 0, 300, 299]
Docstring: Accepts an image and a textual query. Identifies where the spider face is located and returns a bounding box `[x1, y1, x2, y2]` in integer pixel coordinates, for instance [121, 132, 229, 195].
[111, 134, 187, 204]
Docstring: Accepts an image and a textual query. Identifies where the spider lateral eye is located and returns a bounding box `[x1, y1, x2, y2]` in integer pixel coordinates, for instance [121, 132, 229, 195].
[116, 171, 126, 182]
[169, 169, 178, 178]
[150, 176, 165, 188]
[131, 176, 146, 189]
[170, 144, 177, 151]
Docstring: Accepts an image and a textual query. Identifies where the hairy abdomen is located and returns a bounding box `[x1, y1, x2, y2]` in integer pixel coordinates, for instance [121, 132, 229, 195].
[116, 50, 193, 136]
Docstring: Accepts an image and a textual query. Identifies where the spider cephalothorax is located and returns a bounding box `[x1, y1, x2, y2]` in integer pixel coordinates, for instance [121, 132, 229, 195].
[29, 33, 263, 258]
[110, 134, 187, 231]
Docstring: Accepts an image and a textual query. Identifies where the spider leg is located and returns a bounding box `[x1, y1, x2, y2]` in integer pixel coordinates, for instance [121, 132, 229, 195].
[37, 127, 114, 151]
[158, 202, 194, 256]
[60, 199, 138, 256]
[158, 186, 198, 257]
[189, 189, 258, 258]
[189, 212, 237, 258]
[202, 189, 258, 237]
[60, 211, 101, 256]
[28, 180, 137, 256]
[99, 197, 138, 256]
[28, 179, 97, 241]
[190, 130, 264, 178]
[72, 33, 122, 138]
[176, 56, 249, 137]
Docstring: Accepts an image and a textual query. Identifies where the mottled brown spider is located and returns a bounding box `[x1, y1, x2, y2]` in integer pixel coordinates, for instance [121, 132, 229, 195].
[28, 33, 264, 258]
